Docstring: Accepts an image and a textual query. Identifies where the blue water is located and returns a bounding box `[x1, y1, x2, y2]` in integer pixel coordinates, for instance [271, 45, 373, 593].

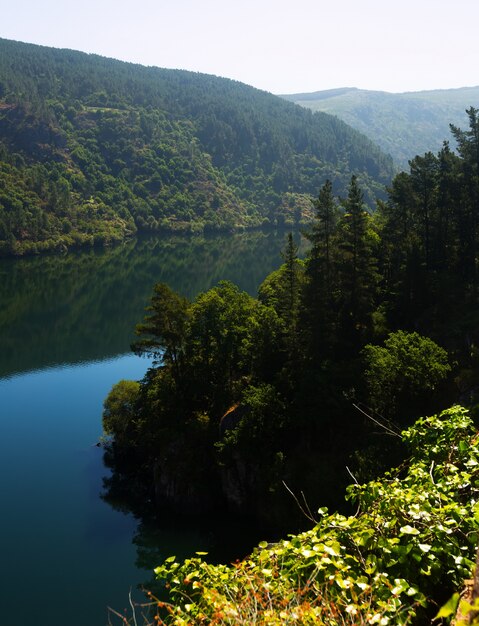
[0, 231, 304, 625]
[0, 356, 148, 625]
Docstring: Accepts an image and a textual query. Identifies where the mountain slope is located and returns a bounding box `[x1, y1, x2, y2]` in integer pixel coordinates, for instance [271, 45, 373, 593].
[281, 86, 479, 168]
[0, 38, 393, 256]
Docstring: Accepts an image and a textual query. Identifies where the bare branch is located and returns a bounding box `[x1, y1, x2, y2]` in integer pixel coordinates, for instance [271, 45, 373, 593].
[282, 480, 317, 524]
[353, 403, 401, 438]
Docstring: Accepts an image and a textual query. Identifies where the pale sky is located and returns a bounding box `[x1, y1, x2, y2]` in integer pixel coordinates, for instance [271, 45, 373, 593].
[2, 0, 479, 95]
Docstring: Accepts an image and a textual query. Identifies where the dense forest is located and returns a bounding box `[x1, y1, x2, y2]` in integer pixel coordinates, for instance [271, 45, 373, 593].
[103, 111, 479, 624]
[282, 85, 479, 168]
[0, 38, 394, 256]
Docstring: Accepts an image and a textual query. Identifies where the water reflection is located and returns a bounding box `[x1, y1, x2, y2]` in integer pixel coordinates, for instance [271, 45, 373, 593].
[0, 231, 305, 380]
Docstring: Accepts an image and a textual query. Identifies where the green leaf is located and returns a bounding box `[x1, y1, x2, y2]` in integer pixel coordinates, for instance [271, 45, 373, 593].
[434, 593, 460, 619]
[418, 543, 431, 552]
[324, 541, 341, 557]
[301, 549, 315, 558]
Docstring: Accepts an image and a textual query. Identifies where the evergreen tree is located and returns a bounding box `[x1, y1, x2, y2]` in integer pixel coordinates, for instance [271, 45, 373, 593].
[279, 233, 301, 334]
[435, 142, 460, 272]
[301, 179, 339, 360]
[258, 233, 304, 389]
[131, 282, 190, 386]
[335, 176, 379, 351]
[450, 107, 479, 170]
[408, 152, 438, 271]
[450, 107, 479, 288]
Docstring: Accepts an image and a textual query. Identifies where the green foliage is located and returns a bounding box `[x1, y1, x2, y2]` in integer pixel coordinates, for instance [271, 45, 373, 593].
[153, 406, 479, 625]
[300, 176, 380, 359]
[217, 383, 285, 456]
[257, 255, 304, 322]
[103, 379, 140, 441]
[104, 114, 479, 591]
[335, 175, 380, 350]
[258, 233, 305, 366]
[0, 37, 394, 256]
[105, 165, 478, 529]
[105, 279, 285, 489]
[132, 283, 190, 380]
[378, 112, 479, 348]
[362, 331, 451, 421]
[185, 281, 270, 409]
[301, 179, 339, 358]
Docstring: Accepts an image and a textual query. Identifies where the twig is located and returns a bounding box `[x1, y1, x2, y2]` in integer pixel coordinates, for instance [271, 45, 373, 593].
[301, 490, 318, 524]
[346, 466, 361, 516]
[353, 403, 401, 438]
[346, 465, 359, 485]
[107, 606, 129, 624]
[129, 589, 138, 626]
[282, 480, 317, 523]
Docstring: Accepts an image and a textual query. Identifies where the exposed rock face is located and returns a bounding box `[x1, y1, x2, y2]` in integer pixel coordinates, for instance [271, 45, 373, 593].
[218, 404, 253, 512]
[151, 404, 290, 527]
[150, 405, 258, 517]
[219, 450, 252, 512]
[152, 434, 221, 515]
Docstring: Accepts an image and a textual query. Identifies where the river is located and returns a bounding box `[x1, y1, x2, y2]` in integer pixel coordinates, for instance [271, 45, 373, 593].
[0, 230, 303, 626]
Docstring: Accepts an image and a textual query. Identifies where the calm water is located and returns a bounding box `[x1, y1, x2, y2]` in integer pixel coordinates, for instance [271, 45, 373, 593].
[0, 231, 303, 626]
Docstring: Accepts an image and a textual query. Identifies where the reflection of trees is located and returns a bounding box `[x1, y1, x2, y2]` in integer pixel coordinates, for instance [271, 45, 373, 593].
[102, 447, 267, 595]
[0, 230, 305, 378]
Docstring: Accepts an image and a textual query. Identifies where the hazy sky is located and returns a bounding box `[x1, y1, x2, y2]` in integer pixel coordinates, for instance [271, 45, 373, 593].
[2, 0, 479, 95]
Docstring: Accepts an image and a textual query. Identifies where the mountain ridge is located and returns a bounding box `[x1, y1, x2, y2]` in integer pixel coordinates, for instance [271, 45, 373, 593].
[281, 85, 479, 168]
[0, 38, 393, 256]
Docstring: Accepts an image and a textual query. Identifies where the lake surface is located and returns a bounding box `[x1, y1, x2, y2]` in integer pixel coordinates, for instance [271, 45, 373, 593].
[0, 231, 304, 626]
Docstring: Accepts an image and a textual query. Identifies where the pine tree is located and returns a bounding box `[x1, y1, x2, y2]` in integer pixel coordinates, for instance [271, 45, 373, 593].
[450, 108, 479, 288]
[280, 232, 301, 329]
[335, 176, 379, 352]
[301, 179, 339, 360]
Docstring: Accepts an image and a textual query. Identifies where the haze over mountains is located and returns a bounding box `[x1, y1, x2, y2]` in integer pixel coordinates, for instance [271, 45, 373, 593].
[0, 38, 393, 256]
[281, 86, 479, 168]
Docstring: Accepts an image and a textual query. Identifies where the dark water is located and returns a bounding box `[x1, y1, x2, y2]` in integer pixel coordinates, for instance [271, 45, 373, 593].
[0, 231, 303, 626]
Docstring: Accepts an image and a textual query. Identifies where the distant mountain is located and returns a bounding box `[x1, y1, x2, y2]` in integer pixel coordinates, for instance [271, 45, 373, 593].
[281, 86, 479, 169]
[0, 39, 393, 256]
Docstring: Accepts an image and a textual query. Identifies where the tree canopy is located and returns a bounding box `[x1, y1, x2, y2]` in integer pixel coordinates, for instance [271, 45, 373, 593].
[104, 110, 479, 532]
[0, 37, 394, 256]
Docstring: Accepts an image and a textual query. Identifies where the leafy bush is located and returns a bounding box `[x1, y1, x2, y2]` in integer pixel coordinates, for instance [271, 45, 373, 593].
[151, 406, 479, 625]
[362, 331, 451, 421]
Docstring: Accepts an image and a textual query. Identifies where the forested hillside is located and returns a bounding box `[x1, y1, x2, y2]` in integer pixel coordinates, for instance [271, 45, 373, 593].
[103, 109, 479, 624]
[103, 107, 479, 531]
[0, 38, 394, 256]
[282, 86, 479, 168]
